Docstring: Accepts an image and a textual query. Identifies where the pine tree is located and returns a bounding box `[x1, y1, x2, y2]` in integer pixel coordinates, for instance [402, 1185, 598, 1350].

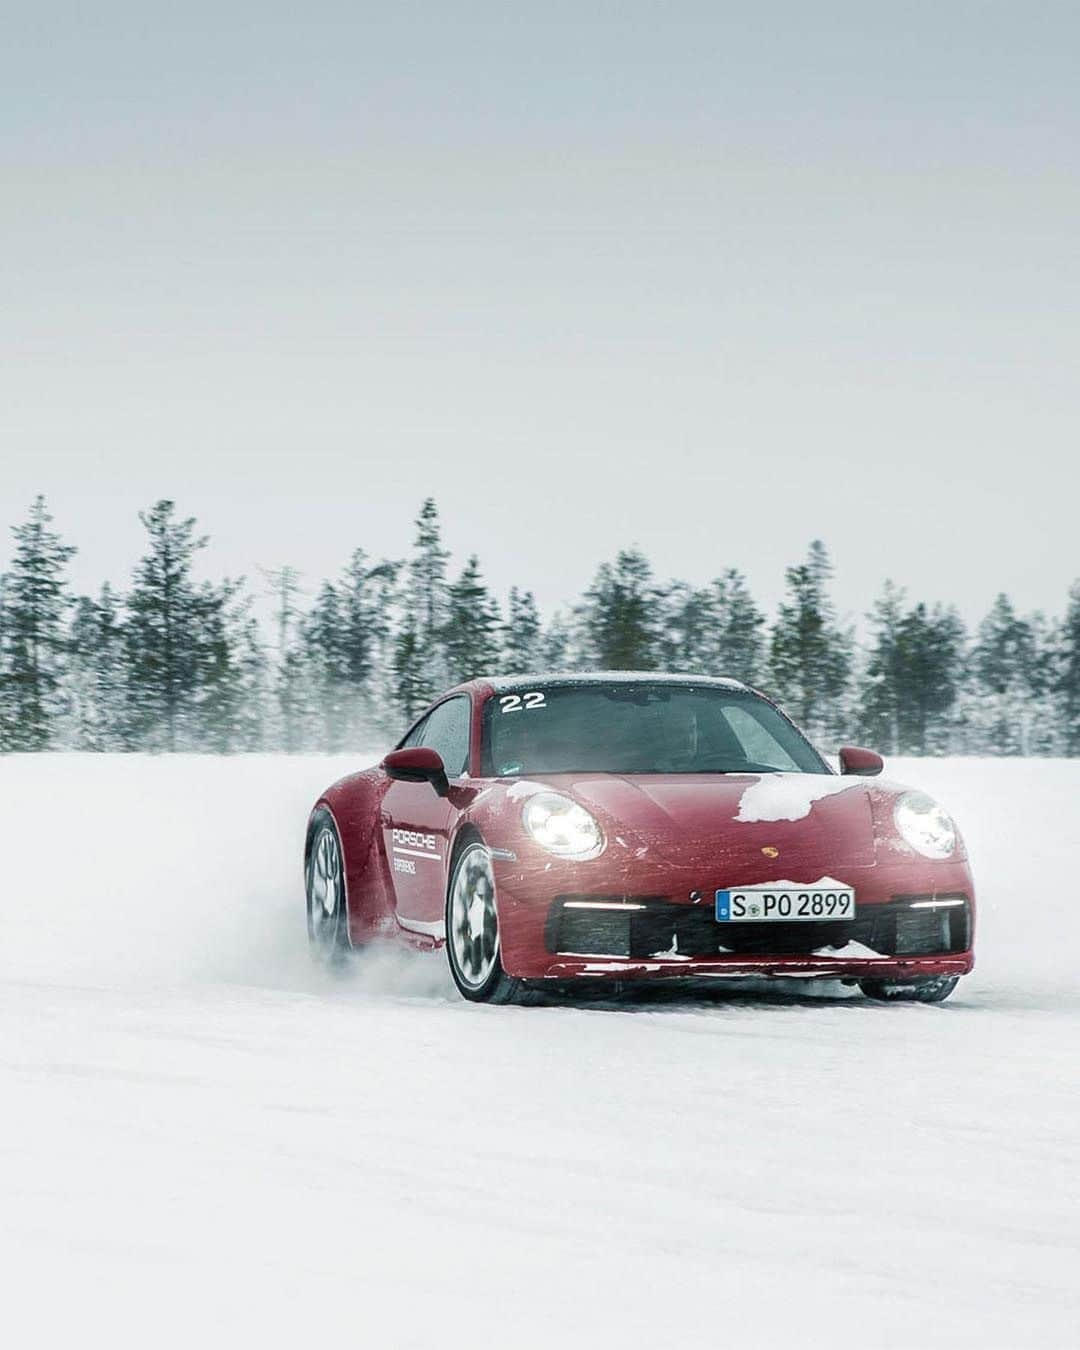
[896, 603, 966, 754]
[858, 582, 906, 753]
[124, 500, 228, 751]
[195, 581, 268, 752]
[367, 559, 405, 739]
[859, 585, 965, 755]
[340, 550, 377, 688]
[1023, 611, 1061, 755]
[658, 582, 718, 674]
[0, 573, 11, 746]
[275, 645, 313, 753]
[1, 496, 77, 750]
[444, 556, 502, 683]
[577, 547, 661, 670]
[340, 550, 399, 737]
[301, 581, 351, 752]
[260, 565, 305, 659]
[393, 617, 427, 723]
[66, 584, 127, 750]
[259, 565, 308, 752]
[540, 612, 572, 669]
[503, 587, 542, 672]
[1058, 582, 1080, 756]
[658, 570, 765, 681]
[405, 498, 450, 702]
[769, 541, 852, 741]
[713, 568, 766, 682]
[967, 594, 1039, 754]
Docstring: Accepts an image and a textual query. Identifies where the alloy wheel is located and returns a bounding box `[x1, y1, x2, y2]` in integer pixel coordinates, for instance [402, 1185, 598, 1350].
[308, 824, 344, 955]
[448, 843, 500, 991]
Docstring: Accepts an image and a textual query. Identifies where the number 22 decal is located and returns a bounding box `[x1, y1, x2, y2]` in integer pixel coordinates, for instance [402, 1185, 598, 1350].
[500, 691, 547, 713]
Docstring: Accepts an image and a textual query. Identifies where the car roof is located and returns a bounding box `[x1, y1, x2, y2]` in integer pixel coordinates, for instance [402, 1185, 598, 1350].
[467, 670, 750, 695]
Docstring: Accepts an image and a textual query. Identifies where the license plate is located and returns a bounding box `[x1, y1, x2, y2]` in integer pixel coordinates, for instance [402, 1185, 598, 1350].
[715, 887, 856, 922]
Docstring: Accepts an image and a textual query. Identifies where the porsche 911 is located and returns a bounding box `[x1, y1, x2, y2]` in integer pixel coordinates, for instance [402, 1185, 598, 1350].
[305, 673, 974, 1004]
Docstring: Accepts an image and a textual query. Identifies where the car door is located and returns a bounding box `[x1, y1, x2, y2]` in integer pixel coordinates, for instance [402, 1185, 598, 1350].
[382, 694, 473, 936]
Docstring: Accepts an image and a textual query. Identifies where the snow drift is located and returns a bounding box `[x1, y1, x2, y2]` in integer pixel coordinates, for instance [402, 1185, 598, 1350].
[2, 754, 1077, 1349]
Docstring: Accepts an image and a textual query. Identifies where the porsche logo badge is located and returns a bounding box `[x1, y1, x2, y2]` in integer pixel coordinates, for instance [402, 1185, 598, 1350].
[761, 846, 780, 858]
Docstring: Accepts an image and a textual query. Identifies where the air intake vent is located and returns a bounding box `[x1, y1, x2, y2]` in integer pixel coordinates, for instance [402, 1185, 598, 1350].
[546, 895, 972, 959]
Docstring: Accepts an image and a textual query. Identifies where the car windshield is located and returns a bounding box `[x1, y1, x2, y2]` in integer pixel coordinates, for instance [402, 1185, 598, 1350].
[483, 682, 828, 776]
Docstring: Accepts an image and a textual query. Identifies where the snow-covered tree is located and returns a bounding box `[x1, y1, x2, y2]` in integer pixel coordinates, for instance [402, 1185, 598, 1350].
[658, 569, 764, 682]
[124, 500, 232, 751]
[858, 585, 965, 755]
[301, 581, 351, 752]
[260, 565, 305, 659]
[393, 617, 427, 724]
[897, 602, 966, 754]
[503, 586, 542, 672]
[540, 612, 572, 669]
[965, 594, 1041, 755]
[195, 582, 268, 752]
[66, 584, 127, 750]
[404, 498, 450, 702]
[1023, 611, 1061, 756]
[857, 582, 905, 754]
[365, 559, 405, 738]
[769, 540, 852, 742]
[0, 573, 10, 745]
[713, 568, 766, 683]
[444, 555, 501, 683]
[340, 550, 399, 737]
[1, 496, 77, 750]
[274, 645, 313, 754]
[657, 581, 718, 674]
[577, 547, 661, 670]
[1057, 582, 1080, 756]
[258, 565, 310, 752]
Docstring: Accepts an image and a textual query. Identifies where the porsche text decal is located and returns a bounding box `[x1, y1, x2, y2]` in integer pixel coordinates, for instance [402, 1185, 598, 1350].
[391, 828, 442, 862]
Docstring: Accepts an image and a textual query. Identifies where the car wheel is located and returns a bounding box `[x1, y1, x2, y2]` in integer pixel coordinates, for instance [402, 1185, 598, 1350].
[859, 975, 959, 1004]
[445, 840, 525, 1004]
[306, 810, 350, 964]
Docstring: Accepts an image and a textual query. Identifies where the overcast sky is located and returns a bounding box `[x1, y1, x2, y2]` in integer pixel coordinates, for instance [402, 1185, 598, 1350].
[2, 1, 1077, 632]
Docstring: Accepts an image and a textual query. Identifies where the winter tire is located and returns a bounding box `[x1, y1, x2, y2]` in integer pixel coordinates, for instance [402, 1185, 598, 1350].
[445, 839, 526, 1004]
[306, 809, 350, 964]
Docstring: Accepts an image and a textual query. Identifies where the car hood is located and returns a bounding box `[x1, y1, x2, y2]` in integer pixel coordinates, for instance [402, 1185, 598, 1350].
[543, 772, 878, 871]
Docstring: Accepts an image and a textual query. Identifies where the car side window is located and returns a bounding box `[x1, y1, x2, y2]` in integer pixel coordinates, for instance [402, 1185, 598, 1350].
[418, 696, 471, 777]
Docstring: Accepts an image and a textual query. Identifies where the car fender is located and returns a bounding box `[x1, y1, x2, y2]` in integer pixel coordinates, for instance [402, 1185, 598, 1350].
[311, 770, 397, 944]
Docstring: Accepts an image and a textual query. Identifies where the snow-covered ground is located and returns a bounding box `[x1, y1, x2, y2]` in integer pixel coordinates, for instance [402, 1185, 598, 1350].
[2, 754, 1077, 1349]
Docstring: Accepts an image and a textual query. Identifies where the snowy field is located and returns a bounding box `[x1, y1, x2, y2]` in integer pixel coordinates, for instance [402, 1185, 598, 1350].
[2, 754, 1078, 1350]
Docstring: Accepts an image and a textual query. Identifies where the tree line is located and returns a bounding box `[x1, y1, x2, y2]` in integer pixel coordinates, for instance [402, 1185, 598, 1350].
[1, 494, 1078, 756]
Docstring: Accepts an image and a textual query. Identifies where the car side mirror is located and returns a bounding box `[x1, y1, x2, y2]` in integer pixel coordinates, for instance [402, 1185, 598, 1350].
[383, 746, 450, 797]
[838, 745, 884, 777]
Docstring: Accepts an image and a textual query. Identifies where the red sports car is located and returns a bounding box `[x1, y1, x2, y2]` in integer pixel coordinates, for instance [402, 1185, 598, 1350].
[305, 674, 974, 1004]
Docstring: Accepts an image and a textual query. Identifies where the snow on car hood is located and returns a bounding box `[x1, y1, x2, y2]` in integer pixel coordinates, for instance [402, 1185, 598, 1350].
[734, 773, 864, 822]
[553, 772, 877, 869]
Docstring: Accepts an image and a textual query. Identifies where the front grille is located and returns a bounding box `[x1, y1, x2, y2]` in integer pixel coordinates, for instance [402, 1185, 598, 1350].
[548, 894, 971, 960]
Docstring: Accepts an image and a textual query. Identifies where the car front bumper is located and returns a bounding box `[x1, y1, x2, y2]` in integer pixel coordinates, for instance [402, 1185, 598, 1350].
[535, 952, 973, 982]
[493, 853, 976, 983]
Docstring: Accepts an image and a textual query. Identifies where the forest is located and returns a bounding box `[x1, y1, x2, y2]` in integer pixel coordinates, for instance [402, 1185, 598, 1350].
[1, 494, 1077, 757]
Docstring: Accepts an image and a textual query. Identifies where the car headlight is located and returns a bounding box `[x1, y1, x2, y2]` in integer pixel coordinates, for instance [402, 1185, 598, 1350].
[894, 791, 957, 859]
[522, 792, 605, 860]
